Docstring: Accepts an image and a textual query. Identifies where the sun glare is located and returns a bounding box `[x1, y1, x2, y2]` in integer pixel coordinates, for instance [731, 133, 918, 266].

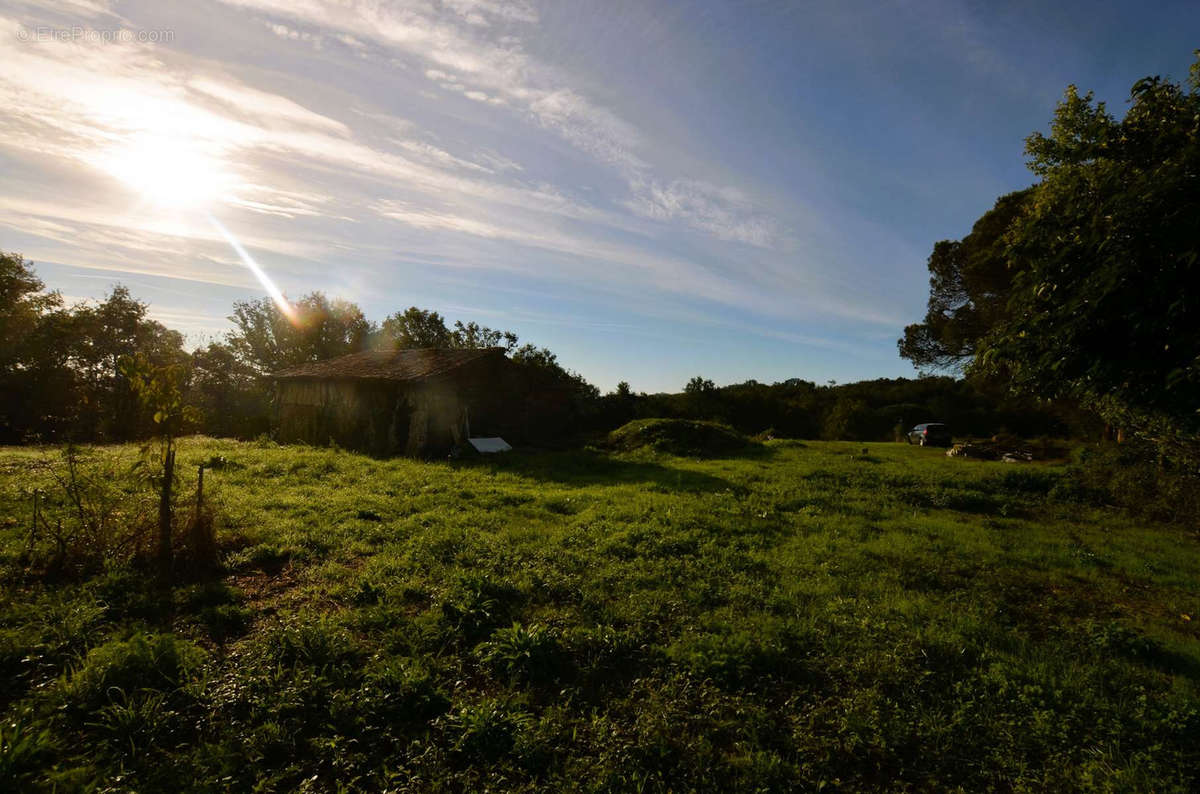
[98, 133, 232, 209]
[208, 214, 298, 324]
[90, 130, 297, 323]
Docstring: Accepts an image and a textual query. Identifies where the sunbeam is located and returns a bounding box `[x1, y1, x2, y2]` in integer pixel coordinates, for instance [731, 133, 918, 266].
[208, 214, 298, 323]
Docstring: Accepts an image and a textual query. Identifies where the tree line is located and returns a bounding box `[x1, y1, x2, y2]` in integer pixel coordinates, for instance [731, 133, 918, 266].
[2, 250, 1079, 447]
[0, 253, 594, 444]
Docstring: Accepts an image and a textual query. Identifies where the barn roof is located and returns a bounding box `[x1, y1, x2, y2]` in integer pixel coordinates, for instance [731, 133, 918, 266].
[271, 347, 506, 382]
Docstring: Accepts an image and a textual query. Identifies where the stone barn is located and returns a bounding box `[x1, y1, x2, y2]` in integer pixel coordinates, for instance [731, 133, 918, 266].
[272, 347, 570, 456]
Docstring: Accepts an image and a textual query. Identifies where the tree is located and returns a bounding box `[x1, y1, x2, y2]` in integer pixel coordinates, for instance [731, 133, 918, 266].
[1, 258, 191, 442]
[450, 320, 518, 352]
[70, 287, 187, 440]
[511, 344, 599, 402]
[189, 342, 270, 438]
[0, 253, 64, 440]
[378, 307, 519, 352]
[822, 397, 870, 440]
[898, 188, 1034, 370]
[228, 292, 371, 375]
[684, 376, 716, 394]
[974, 58, 1200, 444]
[121, 353, 198, 578]
[379, 307, 453, 349]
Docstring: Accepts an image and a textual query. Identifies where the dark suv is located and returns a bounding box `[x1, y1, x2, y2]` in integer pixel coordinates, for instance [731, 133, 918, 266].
[906, 422, 952, 447]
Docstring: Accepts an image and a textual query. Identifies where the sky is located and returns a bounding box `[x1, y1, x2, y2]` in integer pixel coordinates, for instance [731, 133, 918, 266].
[1, 0, 1197, 393]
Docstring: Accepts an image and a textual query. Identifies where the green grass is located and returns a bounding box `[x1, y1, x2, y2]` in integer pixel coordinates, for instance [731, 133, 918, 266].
[1, 437, 1198, 791]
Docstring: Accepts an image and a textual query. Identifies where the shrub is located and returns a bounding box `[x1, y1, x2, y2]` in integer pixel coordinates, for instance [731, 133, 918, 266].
[62, 633, 205, 709]
[607, 419, 754, 457]
[257, 616, 363, 670]
[476, 622, 565, 684]
[359, 658, 449, 727]
[26, 447, 156, 575]
[444, 699, 531, 762]
[1053, 442, 1200, 524]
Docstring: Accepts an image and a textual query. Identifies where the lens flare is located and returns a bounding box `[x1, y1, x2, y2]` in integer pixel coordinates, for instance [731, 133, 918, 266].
[208, 215, 297, 323]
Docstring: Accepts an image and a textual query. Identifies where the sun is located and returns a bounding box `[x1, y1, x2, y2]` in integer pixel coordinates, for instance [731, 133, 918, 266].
[97, 132, 232, 209]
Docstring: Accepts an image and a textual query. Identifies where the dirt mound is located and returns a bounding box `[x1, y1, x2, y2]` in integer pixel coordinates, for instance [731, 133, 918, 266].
[606, 419, 755, 457]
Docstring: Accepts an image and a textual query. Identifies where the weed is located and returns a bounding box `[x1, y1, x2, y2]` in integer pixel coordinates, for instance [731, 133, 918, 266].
[0, 719, 55, 787]
[477, 622, 565, 684]
[61, 632, 205, 709]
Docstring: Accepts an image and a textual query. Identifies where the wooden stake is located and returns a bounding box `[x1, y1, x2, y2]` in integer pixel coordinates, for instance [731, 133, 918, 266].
[196, 464, 205, 511]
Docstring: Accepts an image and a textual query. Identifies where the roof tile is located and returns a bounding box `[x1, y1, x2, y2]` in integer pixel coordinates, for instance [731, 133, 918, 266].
[271, 347, 505, 382]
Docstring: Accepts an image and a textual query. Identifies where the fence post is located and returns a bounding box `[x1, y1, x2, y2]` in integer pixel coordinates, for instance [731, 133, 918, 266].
[28, 488, 39, 558]
[196, 464, 205, 512]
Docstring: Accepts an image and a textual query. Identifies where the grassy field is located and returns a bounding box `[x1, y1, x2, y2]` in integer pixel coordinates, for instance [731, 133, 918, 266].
[1, 437, 1198, 791]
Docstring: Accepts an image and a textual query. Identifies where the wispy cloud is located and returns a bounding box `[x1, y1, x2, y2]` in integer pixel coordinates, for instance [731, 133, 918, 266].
[626, 178, 778, 247]
[0, 0, 922, 390]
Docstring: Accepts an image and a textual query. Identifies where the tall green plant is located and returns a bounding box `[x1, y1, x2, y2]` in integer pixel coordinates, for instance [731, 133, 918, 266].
[119, 354, 198, 577]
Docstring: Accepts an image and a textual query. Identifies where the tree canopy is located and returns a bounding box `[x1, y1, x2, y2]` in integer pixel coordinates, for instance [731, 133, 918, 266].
[976, 59, 1200, 442]
[902, 53, 1200, 448]
[228, 293, 371, 376]
[898, 189, 1033, 370]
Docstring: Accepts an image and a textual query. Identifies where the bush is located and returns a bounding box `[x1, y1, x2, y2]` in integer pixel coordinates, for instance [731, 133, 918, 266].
[1054, 442, 1200, 524]
[256, 616, 362, 669]
[477, 622, 565, 684]
[359, 658, 449, 727]
[26, 448, 156, 575]
[62, 633, 205, 708]
[606, 419, 754, 457]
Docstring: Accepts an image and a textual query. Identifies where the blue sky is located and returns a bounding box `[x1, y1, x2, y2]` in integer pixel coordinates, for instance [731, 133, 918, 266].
[1, 0, 1197, 392]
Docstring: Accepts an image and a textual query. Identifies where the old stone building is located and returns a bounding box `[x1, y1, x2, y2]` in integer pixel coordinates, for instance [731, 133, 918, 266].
[272, 347, 568, 456]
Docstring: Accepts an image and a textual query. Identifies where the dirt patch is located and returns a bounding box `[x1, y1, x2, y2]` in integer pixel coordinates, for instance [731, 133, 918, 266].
[227, 565, 302, 617]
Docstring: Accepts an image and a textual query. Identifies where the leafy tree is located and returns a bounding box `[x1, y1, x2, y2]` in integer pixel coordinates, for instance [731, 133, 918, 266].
[378, 307, 518, 352]
[898, 189, 1034, 370]
[0, 252, 60, 365]
[974, 58, 1200, 444]
[189, 342, 270, 438]
[450, 321, 518, 352]
[822, 397, 870, 440]
[511, 344, 600, 403]
[0, 253, 64, 440]
[379, 307, 453, 349]
[228, 292, 371, 375]
[70, 287, 187, 440]
[684, 376, 716, 394]
[1, 258, 189, 442]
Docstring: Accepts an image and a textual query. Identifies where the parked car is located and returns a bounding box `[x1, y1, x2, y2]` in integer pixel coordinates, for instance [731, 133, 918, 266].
[906, 422, 952, 446]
